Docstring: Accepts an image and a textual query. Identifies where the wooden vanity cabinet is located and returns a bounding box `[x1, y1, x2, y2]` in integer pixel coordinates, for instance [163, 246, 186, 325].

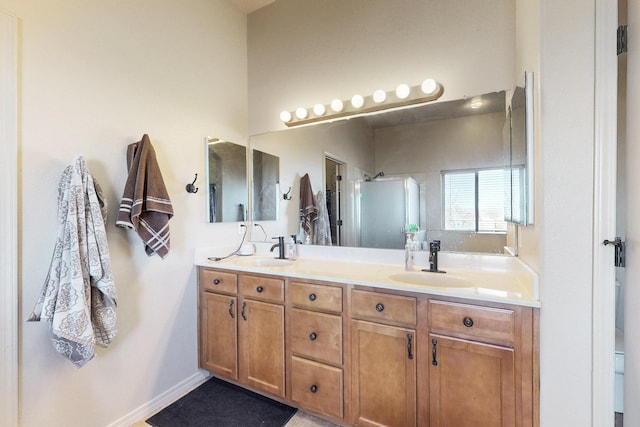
[287, 281, 346, 422]
[425, 299, 535, 427]
[198, 268, 285, 398]
[350, 289, 418, 427]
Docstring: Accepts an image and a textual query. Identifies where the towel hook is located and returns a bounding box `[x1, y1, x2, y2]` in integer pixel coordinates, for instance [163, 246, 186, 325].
[283, 187, 292, 200]
[186, 173, 199, 193]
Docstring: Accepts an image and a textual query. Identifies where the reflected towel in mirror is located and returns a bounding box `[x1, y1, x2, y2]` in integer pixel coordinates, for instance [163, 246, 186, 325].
[299, 173, 318, 236]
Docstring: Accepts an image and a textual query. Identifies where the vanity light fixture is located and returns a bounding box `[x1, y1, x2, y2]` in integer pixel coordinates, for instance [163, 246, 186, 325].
[330, 99, 344, 112]
[313, 103, 326, 116]
[279, 78, 444, 127]
[373, 89, 387, 103]
[295, 107, 308, 119]
[351, 94, 365, 108]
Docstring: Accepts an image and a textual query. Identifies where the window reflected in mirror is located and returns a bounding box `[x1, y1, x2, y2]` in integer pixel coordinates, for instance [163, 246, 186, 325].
[205, 138, 247, 223]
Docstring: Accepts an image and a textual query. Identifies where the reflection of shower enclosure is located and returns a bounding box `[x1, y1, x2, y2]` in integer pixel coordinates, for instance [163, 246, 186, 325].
[359, 177, 420, 249]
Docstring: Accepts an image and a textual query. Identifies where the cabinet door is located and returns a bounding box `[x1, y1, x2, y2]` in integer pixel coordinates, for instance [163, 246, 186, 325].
[200, 292, 238, 380]
[351, 320, 416, 427]
[429, 334, 515, 427]
[239, 299, 285, 397]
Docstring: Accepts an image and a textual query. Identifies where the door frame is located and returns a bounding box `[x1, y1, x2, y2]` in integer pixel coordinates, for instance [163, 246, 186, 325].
[593, 0, 618, 424]
[0, 9, 19, 427]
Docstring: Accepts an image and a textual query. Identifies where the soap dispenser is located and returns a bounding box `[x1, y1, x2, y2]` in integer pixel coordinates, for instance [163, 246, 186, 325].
[287, 235, 298, 260]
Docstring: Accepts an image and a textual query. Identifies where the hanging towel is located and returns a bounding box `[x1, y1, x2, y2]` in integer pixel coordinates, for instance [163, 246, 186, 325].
[313, 190, 332, 246]
[299, 173, 318, 236]
[27, 156, 117, 368]
[116, 134, 173, 258]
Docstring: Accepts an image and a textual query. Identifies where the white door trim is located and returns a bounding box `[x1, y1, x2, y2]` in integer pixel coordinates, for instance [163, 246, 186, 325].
[0, 10, 19, 427]
[592, 0, 618, 425]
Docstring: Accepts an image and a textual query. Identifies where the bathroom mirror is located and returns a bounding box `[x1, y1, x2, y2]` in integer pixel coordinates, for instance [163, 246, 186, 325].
[205, 138, 248, 223]
[506, 71, 534, 226]
[249, 91, 515, 254]
[252, 149, 280, 221]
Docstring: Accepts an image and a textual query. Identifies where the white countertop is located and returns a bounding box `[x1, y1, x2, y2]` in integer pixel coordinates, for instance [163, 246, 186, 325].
[194, 244, 540, 307]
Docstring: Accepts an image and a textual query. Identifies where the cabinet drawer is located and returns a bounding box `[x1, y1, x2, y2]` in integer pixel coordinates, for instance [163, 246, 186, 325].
[351, 289, 416, 326]
[199, 269, 237, 294]
[290, 282, 343, 313]
[290, 308, 342, 365]
[291, 356, 344, 420]
[429, 300, 515, 346]
[240, 275, 284, 303]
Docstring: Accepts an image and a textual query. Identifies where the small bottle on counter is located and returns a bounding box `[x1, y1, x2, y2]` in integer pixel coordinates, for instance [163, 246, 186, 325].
[405, 233, 414, 271]
[287, 235, 298, 260]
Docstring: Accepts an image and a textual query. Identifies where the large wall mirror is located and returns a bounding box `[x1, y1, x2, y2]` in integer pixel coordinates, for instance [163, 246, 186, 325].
[249, 91, 522, 254]
[205, 137, 248, 223]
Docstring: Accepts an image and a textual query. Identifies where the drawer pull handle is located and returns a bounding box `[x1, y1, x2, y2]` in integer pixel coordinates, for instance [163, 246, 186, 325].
[463, 317, 474, 327]
[309, 332, 317, 341]
[407, 333, 414, 360]
[376, 303, 384, 312]
[228, 300, 235, 319]
[309, 293, 317, 301]
[256, 286, 264, 293]
[213, 278, 220, 285]
[241, 301, 247, 321]
[310, 385, 318, 393]
[432, 338, 438, 366]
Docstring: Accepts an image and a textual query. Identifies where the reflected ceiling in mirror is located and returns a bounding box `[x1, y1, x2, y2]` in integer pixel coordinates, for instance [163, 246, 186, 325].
[249, 92, 516, 255]
[205, 138, 247, 223]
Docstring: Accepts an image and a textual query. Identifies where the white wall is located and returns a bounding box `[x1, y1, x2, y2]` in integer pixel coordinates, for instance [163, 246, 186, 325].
[2, 0, 248, 425]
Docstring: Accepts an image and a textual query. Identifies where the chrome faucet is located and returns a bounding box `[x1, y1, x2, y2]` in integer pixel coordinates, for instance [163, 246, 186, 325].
[270, 236, 286, 259]
[423, 240, 446, 273]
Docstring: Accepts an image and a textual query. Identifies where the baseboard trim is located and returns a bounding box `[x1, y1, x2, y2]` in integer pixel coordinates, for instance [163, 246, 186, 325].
[107, 370, 211, 427]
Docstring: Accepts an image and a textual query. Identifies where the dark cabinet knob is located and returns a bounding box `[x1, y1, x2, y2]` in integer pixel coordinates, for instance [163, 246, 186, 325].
[463, 317, 474, 327]
[376, 303, 384, 312]
[309, 293, 317, 301]
[213, 278, 220, 285]
[310, 385, 318, 393]
[256, 286, 263, 293]
[309, 332, 317, 341]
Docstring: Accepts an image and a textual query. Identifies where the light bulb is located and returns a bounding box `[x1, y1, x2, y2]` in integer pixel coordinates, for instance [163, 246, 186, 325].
[280, 111, 292, 122]
[351, 94, 364, 109]
[331, 99, 344, 112]
[373, 89, 386, 103]
[421, 79, 437, 95]
[396, 83, 410, 99]
[313, 103, 326, 116]
[295, 107, 308, 119]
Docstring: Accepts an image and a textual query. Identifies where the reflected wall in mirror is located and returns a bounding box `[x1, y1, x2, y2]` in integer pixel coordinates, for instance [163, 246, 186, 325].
[249, 92, 516, 254]
[252, 149, 280, 221]
[205, 138, 247, 223]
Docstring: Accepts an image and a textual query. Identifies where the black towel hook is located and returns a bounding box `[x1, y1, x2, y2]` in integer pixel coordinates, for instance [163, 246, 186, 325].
[186, 173, 199, 193]
[283, 187, 292, 200]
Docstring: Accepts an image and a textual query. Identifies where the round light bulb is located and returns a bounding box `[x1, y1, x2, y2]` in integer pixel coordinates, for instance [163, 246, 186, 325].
[331, 99, 344, 112]
[373, 89, 386, 103]
[295, 107, 308, 119]
[396, 83, 410, 99]
[421, 79, 438, 95]
[280, 111, 292, 122]
[351, 94, 364, 109]
[313, 103, 326, 116]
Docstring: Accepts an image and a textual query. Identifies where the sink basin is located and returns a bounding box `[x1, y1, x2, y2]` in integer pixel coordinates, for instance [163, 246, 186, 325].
[234, 257, 294, 268]
[388, 272, 474, 288]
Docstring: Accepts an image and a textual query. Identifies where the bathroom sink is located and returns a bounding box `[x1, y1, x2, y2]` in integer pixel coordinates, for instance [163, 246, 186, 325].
[234, 257, 294, 268]
[388, 272, 474, 288]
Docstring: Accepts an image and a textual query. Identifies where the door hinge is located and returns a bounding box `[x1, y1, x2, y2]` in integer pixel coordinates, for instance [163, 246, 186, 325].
[336, 174, 342, 181]
[336, 219, 343, 226]
[617, 25, 628, 55]
[603, 237, 626, 267]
